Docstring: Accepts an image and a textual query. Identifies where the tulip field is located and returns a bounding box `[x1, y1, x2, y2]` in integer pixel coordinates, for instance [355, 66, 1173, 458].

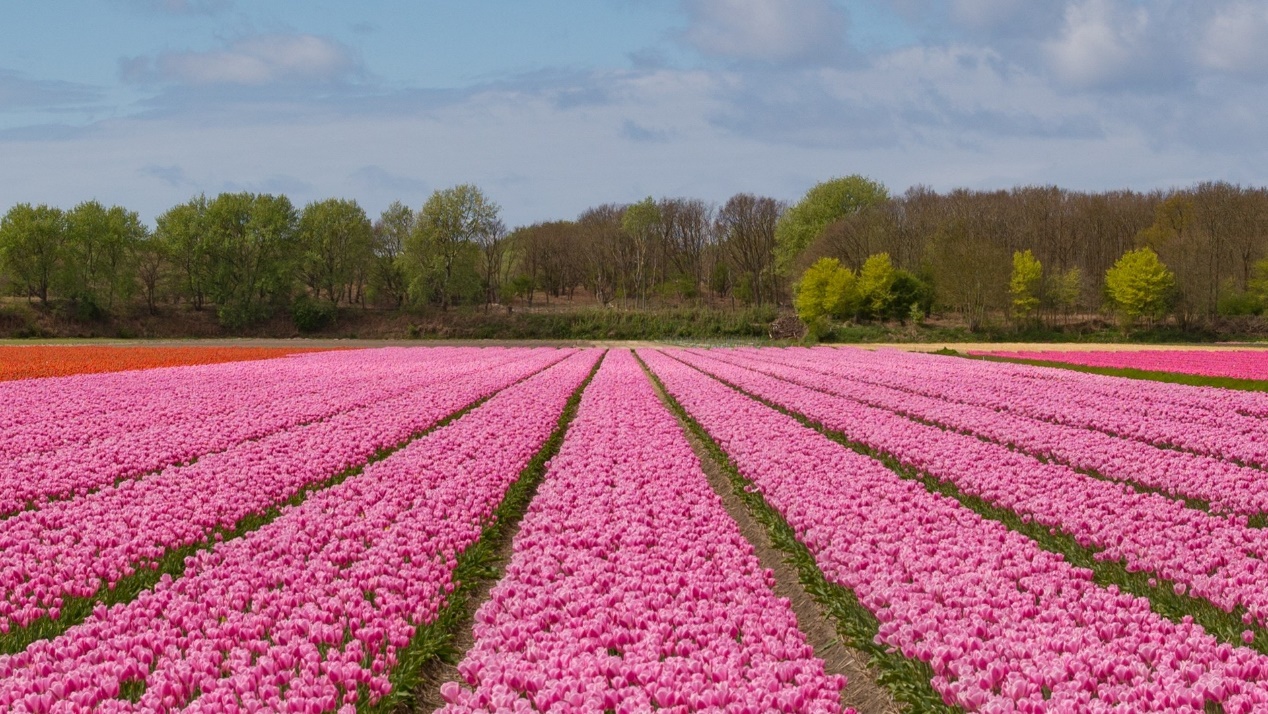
[4, 345, 1268, 712]
[973, 348, 1268, 382]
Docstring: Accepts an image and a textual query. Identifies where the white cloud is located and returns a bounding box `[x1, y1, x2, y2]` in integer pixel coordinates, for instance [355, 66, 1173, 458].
[682, 0, 848, 64]
[1199, 2, 1268, 80]
[122, 34, 362, 86]
[1045, 0, 1150, 89]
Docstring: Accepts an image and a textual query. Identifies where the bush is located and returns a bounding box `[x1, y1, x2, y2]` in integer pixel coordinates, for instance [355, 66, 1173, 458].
[291, 295, 337, 333]
[1218, 290, 1262, 317]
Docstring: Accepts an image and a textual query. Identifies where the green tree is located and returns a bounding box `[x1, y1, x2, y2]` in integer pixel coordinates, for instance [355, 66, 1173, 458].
[775, 175, 888, 274]
[1242, 258, 1268, 314]
[1048, 266, 1082, 322]
[204, 192, 299, 327]
[371, 201, 411, 308]
[156, 196, 212, 310]
[298, 198, 374, 305]
[1105, 247, 1175, 324]
[857, 252, 896, 318]
[1009, 249, 1043, 321]
[621, 197, 660, 308]
[0, 203, 66, 304]
[889, 269, 933, 321]
[405, 184, 500, 309]
[132, 232, 167, 314]
[67, 201, 145, 311]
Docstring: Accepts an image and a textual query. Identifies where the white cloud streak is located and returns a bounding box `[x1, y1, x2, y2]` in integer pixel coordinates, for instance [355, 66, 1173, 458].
[681, 0, 849, 64]
[121, 34, 362, 86]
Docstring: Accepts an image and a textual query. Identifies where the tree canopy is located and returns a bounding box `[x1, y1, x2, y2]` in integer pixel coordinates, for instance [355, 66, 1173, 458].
[775, 175, 888, 274]
[1105, 247, 1175, 323]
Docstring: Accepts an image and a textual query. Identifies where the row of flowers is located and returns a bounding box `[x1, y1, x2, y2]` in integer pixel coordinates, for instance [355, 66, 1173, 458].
[642, 348, 1268, 713]
[716, 347, 1268, 518]
[0, 350, 599, 713]
[806, 347, 1268, 468]
[0, 348, 542, 517]
[976, 349, 1268, 382]
[439, 350, 847, 714]
[0, 346, 328, 383]
[672, 348, 1268, 631]
[0, 349, 573, 634]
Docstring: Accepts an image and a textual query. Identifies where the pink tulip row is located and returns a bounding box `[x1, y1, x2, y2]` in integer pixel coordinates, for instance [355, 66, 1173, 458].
[712, 347, 1268, 518]
[804, 347, 1268, 469]
[0, 348, 538, 517]
[0, 350, 360, 456]
[0, 350, 600, 713]
[440, 350, 847, 714]
[641, 348, 1268, 713]
[0, 348, 575, 634]
[975, 349, 1268, 381]
[671, 348, 1268, 630]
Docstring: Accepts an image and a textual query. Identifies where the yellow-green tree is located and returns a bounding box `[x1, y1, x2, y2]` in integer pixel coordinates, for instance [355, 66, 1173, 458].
[857, 252, 896, 318]
[1009, 249, 1042, 321]
[794, 257, 857, 323]
[1105, 247, 1175, 323]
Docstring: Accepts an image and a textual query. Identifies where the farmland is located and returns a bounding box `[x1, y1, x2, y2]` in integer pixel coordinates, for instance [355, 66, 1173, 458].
[3, 345, 1268, 712]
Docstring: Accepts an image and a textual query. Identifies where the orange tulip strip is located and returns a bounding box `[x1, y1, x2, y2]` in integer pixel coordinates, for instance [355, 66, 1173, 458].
[0, 346, 331, 381]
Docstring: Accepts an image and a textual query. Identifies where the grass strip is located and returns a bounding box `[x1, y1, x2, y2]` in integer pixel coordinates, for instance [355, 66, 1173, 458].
[0, 363, 563, 657]
[635, 351, 956, 714]
[670, 353, 1268, 658]
[941, 349, 1268, 393]
[362, 352, 604, 714]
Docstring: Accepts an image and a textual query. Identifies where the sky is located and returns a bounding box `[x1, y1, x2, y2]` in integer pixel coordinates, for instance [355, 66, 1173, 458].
[2, 0, 1267, 228]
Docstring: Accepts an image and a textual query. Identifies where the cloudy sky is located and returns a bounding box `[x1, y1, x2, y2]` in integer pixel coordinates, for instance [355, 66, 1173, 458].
[2, 0, 1266, 227]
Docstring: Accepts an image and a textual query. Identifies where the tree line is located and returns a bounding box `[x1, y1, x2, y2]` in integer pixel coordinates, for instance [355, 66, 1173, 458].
[790, 179, 1268, 330]
[2, 177, 1267, 332]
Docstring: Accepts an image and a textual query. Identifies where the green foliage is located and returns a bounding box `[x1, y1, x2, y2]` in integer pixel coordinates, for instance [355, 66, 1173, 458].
[0, 203, 67, 303]
[1247, 258, 1268, 309]
[298, 197, 373, 305]
[290, 294, 337, 333]
[1048, 266, 1082, 313]
[1105, 247, 1175, 323]
[775, 175, 888, 274]
[620, 196, 660, 239]
[856, 252, 896, 318]
[1217, 279, 1262, 316]
[155, 195, 213, 310]
[370, 201, 412, 308]
[60, 200, 144, 312]
[796, 254, 928, 325]
[889, 269, 933, 320]
[405, 184, 500, 308]
[160, 192, 300, 327]
[1009, 249, 1043, 320]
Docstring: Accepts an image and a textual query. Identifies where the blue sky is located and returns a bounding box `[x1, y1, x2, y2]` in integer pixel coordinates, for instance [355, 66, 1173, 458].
[2, 0, 1267, 227]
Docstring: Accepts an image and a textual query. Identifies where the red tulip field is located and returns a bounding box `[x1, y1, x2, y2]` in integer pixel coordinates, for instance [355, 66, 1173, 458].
[3, 345, 1268, 713]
